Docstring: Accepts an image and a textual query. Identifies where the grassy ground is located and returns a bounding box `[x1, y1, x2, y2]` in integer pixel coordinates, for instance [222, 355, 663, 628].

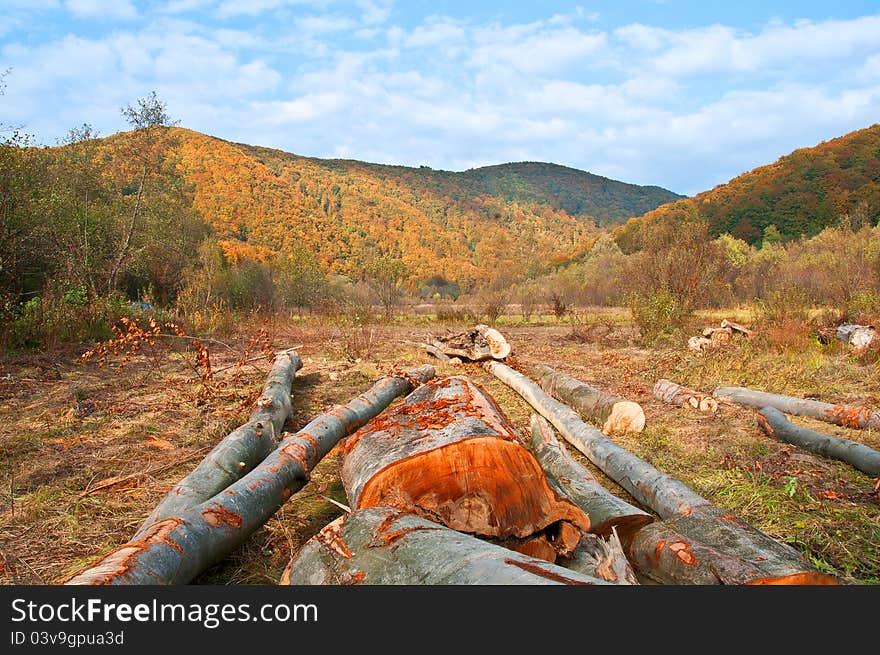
[1, 308, 878, 585]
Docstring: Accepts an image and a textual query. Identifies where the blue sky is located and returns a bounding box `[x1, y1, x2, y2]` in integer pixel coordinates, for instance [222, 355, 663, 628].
[1, 1, 879, 195]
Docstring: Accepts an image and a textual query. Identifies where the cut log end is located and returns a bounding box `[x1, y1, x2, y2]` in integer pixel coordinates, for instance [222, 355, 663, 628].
[602, 401, 647, 434]
[744, 572, 841, 585]
[356, 436, 591, 540]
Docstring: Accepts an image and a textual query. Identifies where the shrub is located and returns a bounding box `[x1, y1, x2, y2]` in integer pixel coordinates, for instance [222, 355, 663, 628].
[627, 290, 690, 343]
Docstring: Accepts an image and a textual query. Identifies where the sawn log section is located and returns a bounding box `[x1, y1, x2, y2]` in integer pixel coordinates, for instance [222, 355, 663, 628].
[534, 364, 645, 433]
[281, 507, 612, 585]
[340, 375, 590, 561]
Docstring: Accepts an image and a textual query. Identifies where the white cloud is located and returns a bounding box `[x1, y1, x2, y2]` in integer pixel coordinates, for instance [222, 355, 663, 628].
[470, 25, 607, 74]
[65, 0, 138, 20]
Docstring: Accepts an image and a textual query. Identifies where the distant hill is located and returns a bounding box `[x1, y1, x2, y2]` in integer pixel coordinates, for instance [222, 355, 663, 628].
[615, 124, 880, 251]
[163, 129, 679, 289]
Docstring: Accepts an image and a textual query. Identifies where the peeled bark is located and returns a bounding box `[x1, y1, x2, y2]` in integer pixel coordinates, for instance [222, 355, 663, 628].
[137, 349, 302, 534]
[487, 361, 838, 585]
[654, 379, 718, 414]
[534, 365, 645, 434]
[64, 366, 435, 585]
[280, 507, 611, 585]
[564, 528, 639, 584]
[757, 407, 880, 476]
[528, 414, 652, 541]
[340, 376, 590, 562]
[714, 386, 880, 430]
[428, 324, 511, 361]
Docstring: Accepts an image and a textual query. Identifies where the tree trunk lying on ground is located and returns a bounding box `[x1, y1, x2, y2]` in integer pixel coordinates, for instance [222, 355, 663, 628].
[487, 361, 838, 584]
[528, 414, 652, 541]
[714, 386, 880, 430]
[757, 407, 880, 476]
[64, 365, 435, 585]
[427, 324, 510, 361]
[280, 507, 611, 585]
[721, 319, 754, 337]
[836, 323, 877, 351]
[340, 375, 590, 562]
[654, 379, 718, 414]
[701, 326, 732, 343]
[534, 365, 645, 434]
[136, 349, 302, 535]
[626, 520, 777, 585]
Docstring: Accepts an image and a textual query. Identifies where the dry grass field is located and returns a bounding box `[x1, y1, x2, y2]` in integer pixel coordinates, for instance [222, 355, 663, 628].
[1, 308, 878, 585]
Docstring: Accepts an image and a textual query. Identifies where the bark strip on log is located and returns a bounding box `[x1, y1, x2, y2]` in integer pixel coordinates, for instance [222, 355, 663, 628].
[654, 379, 718, 414]
[137, 349, 302, 534]
[487, 361, 838, 584]
[428, 324, 511, 361]
[528, 414, 652, 541]
[534, 365, 645, 434]
[63, 366, 435, 585]
[757, 407, 880, 476]
[714, 386, 880, 430]
[280, 506, 611, 585]
[340, 376, 590, 562]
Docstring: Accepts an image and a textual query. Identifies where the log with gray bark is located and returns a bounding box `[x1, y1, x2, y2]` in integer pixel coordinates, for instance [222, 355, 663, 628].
[339, 375, 591, 563]
[427, 324, 510, 361]
[757, 406, 880, 476]
[486, 361, 839, 584]
[533, 365, 645, 434]
[714, 385, 880, 430]
[280, 507, 611, 585]
[136, 349, 302, 535]
[528, 414, 652, 541]
[626, 519, 779, 585]
[654, 379, 718, 414]
[63, 365, 435, 585]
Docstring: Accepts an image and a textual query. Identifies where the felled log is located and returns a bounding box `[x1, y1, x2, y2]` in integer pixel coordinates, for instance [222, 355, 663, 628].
[64, 366, 435, 585]
[627, 520, 775, 585]
[836, 323, 877, 352]
[720, 319, 754, 336]
[534, 365, 645, 434]
[340, 376, 590, 562]
[688, 336, 715, 353]
[757, 407, 880, 476]
[714, 386, 880, 430]
[654, 379, 718, 414]
[280, 507, 611, 585]
[701, 326, 732, 343]
[136, 349, 302, 534]
[428, 324, 510, 361]
[487, 361, 838, 584]
[528, 414, 652, 541]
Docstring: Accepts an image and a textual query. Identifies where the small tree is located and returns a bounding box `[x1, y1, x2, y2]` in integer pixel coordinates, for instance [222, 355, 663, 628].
[365, 254, 407, 318]
[107, 91, 179, 294]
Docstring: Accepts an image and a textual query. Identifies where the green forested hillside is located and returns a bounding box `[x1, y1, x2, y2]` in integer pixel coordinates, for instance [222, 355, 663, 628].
[615, 124, 880, 251]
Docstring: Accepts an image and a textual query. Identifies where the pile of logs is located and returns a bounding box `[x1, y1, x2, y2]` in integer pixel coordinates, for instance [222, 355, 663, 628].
[419, 324, 511, 364]
[818, 323, 878, 354]
[63, 343, 848, 586]
[688, 318, 754, 353]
